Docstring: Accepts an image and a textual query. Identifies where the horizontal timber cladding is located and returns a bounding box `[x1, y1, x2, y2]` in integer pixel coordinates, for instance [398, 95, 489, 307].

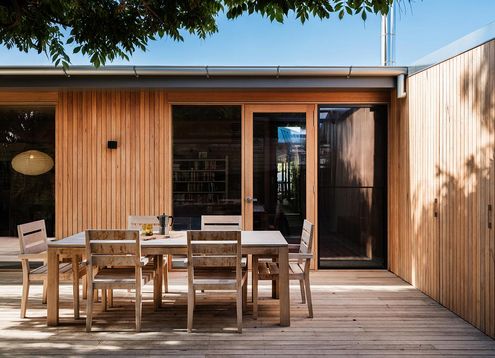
[389, 39, 495, 338]
[54, 88, 388, 237]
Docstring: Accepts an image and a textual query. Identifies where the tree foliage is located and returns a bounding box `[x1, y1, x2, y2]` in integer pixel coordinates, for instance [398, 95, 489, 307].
[0, 0, 398, 68]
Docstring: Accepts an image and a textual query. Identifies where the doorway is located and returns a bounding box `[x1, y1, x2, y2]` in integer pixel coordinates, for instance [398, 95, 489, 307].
[317, 105, 387, 268]
[243, 105, 316, 242]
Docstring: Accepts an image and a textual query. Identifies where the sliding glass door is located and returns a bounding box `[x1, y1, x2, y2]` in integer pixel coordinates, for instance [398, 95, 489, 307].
[318, 105, 387, 268]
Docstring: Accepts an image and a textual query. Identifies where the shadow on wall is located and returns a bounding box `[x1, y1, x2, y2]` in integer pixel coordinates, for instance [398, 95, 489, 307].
[407, 42, 494, 336]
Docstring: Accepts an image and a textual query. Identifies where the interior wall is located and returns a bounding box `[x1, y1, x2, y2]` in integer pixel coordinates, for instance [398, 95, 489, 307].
[389, 40, 495, 338]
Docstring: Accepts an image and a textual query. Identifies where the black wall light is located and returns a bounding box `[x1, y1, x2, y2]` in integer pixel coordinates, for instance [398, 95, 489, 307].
[107, 140, 118, 149]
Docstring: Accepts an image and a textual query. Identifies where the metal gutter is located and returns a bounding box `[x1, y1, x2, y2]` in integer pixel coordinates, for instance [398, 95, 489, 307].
[0, 65, 407, 77]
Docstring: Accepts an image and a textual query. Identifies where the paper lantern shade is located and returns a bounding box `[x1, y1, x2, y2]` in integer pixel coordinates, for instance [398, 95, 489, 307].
[11, 150, 54, 176]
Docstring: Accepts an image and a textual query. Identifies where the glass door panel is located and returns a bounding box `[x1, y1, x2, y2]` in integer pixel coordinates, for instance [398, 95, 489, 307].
[250, 112, 307, 244]
[172, 105, 242, 230]
[318, 105, 387, 268]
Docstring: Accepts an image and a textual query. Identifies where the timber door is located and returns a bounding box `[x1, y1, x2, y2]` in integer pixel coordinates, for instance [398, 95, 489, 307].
[243, 105, 316, 245]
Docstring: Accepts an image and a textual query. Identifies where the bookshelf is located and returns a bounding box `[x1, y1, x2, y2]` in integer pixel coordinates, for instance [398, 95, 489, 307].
[173, 156, 229, 205]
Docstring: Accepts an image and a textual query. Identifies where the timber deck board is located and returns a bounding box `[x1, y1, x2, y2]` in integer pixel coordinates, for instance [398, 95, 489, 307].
[0, 270, 494, 356]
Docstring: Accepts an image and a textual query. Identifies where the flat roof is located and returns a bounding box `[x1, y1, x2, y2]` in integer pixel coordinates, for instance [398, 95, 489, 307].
[0, 66, 407, 90]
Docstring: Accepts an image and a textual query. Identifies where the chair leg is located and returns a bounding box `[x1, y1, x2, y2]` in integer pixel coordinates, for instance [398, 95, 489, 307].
[135, 290, 142, 332]
[187, 288, 194, 333]
[236, 288, 243, 333]
[86, 284, 94, 332]
[304, 274, 313, 318]
[163, 257, 169, 293]
[242, 278, 248, 313]
[72, 256, 80, 319]
[82, 275, 88, 300]
[102, 288, 107, 312]
[42, 279, 47, 304]
[253, 257, 259, 320]
[20, 274, 29, 318]
[108, 289, 114, 308]
[299, 279, 306, 304]
[272, 257, 279, 299]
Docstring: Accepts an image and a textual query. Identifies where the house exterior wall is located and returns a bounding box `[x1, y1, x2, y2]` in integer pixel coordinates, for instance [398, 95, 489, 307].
[389, 39, 495, 338]
[47, 89, 389, 270]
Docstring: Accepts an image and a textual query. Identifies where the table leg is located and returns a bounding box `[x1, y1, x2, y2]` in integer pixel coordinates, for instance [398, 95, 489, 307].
[47, 248, 60, 326]
[71, 255, 80, 319]
[278, 246, 290, 327]
[154, 255, 163, 310]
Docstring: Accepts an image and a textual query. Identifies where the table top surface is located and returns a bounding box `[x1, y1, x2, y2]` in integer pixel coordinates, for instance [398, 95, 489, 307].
[48, 230, 288, 249]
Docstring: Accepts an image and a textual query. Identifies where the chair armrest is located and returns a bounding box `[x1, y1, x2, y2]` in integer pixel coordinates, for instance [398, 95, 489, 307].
[140, 257, 150, 267]
[18, 252, 47, 261]
[289, 253, 313, 261]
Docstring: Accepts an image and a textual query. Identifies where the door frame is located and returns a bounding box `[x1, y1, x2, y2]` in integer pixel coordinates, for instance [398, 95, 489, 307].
[242, 104, 317, 267]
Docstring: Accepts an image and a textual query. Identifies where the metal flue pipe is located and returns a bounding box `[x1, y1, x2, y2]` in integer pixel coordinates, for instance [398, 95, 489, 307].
[381, 2, 396, 66]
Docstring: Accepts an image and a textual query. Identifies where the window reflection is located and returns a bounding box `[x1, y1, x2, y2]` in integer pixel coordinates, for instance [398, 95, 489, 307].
[172, 106, 242, 230]
[0, 107, 55, 237]
[253, 113, 306, 244]
[318, 106, 387, 268]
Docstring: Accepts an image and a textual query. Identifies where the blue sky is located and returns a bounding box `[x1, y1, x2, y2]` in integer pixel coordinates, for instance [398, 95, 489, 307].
[0, 0, 494, 66]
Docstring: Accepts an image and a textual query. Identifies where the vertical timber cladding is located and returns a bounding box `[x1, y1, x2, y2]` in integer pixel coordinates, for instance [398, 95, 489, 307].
[390, 40, 495, 338]
[55, 90, 172, 238]
[55, 88, 389, 268]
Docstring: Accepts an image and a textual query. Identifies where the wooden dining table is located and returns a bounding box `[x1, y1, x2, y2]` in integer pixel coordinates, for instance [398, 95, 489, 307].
[46, 230, 290, 327]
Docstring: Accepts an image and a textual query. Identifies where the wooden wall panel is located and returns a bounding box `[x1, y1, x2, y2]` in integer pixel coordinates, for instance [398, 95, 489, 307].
[0, 91, 57, 103]
[390, 40, 495, 338]
[55, 89, 386, 240]
[55, 90, 171, 238]
[388, 89, 413, 283]
[167, 89, 390, 104]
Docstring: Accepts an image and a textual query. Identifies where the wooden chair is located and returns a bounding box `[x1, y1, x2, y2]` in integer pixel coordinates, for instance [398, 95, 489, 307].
[200, 215, 246, 292]
[17, 220, 86, 318]
[187, 230, 247, 333]
[201, 215, 242, 231]
[85, 229, 155, 332]
[128, 215, 169, 293]
[252, 219, 314, 319]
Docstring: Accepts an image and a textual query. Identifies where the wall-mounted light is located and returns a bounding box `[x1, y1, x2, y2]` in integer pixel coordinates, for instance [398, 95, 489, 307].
[107, 140, 118, 149]
[11, 150, 54, 176]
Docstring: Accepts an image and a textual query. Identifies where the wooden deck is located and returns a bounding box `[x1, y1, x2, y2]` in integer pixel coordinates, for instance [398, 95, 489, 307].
[0, 270, 494, 356]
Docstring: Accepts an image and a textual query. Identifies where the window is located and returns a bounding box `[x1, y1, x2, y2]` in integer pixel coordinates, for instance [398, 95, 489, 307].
[0, 106, 55, 237]
[172, 105, 242, 230]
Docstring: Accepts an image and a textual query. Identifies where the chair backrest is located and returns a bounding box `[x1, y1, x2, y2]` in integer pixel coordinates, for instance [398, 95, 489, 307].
[187, 230, 242, 283]
[128, 215, 161, 232]
[17, 220, 48, 255]
[85, 230, 141, 268]
[201, 215, 242, 231]
[299, 220, 314, 255]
